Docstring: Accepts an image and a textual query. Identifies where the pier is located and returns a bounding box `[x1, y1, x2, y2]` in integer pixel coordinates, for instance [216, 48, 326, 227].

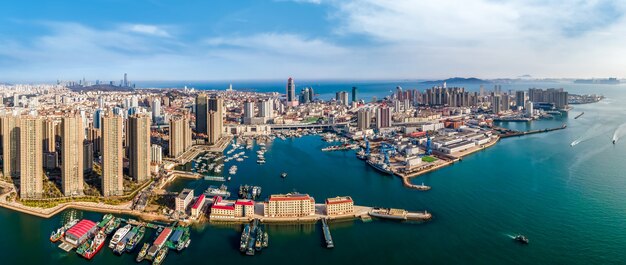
[497, 123, 567, 138]
[321, 218, 334, 248]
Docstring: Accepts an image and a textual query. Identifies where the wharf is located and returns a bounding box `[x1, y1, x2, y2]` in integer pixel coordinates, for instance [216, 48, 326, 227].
[497, 124, 567, 138]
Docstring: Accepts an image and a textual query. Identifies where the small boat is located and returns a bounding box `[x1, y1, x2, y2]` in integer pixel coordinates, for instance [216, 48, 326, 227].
[514, 234, 529, 244]
[613, 139, 616, 145]
[255, 230, 263, 251]
[136, 243, 150, 262]
[153, 247, 169, 265]
[262, 232, 268, 248]
[281, 172, 287, 178]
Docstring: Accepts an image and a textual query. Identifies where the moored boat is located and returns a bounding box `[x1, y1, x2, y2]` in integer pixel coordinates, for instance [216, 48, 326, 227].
[126, 226, 146, 252]
[109, 224, 131, 249]
[78, 230, 106, 260]
[136, 243, 150, 262]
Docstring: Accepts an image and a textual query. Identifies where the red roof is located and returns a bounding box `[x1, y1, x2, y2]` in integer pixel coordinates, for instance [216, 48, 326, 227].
[269, 194, 311, 201]
[66, 219, 97, 238]
[235, 199, 254, 206]
[326, 198, 353, 205]
[212, 204, 235, 211]
[191, 194, 205, 210]
[154, 227, 172, 246]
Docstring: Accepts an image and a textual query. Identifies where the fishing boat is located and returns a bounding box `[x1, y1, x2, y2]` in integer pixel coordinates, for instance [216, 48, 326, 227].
[281, 172, 287, 178]
[125, 226, 145, 252]
[262, 232, 268, 248]
[104, 217, 121, 235]
[77, 230, 106, 260]
[50, 219, 79, 242]
[153, 247, 169, 265]
[135, 243, 150, 262]
[514, 234, 529, 244]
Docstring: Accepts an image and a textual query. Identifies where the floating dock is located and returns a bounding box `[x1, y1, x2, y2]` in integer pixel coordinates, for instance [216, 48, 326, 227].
[321, 218, 334, 249]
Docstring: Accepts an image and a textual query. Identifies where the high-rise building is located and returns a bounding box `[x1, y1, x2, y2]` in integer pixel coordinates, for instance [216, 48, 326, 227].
[357, 108, 371, 130]
[152, 98, 161, 123]
[61, 115, 84, 196]
[93, 109, 103, 129]
[123, 73, 128, 87]
[243, 101, 255, 119]
[352, 86, 358, 103]
[286, 77, 298, 106]
[43, 118, 56, 153]
[259, 100, 273, 118]
[183, 116, 192, 152]
[376, 106, 391, 128]
[336, 91, 349, 106]
[1, 116, 19, 179]
[83, 141, 93, 173]
[151, 144, 163, 165]
[207, 97, 223, 145]
[195, 93, 208, 134]
[169, 116, 185, 157]
[492, 95, 502, 114]
[19, 117, 43, 198]
[515, 91, 527, 108]
[128, 114, 151, 183]
[300, 88, 311, 104]
[101, 114, 124, 197]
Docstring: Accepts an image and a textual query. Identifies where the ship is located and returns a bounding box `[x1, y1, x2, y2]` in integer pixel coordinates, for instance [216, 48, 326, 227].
[240, 224, 250, 252]
[366, 159, 393, 175]
[77, 230, 106, 260]
[281, 172, 287, 178]
[109, 224, 131, 249]
[369, 208, 432, 221]
[50, 219, 79, 242]
[126, 226, 145, 252]
[356, 149, 368, 160]
[114, 225, 137, 255]
[514, 234, 529, 244]
[146, 227, 172, 261]
[153, 247, 169, 265]
[205, 184, 231, 198]
[136, 243, 150, 262]
[262, 232, 268, 248]
[254, 228, 263, 251]
[104, 217, 121, 235]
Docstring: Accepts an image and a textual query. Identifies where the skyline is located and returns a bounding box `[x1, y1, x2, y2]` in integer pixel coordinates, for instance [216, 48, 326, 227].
[1, 0, 626, 82]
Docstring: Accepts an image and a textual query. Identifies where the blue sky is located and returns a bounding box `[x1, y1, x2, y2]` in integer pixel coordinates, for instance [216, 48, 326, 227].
[0, 0, 625, 82]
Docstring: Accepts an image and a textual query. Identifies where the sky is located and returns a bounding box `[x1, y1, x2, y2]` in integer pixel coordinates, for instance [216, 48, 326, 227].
[0, 0, 625, 82]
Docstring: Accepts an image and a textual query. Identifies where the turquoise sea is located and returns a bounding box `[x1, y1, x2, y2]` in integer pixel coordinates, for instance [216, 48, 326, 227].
[2, 81, 626, 264]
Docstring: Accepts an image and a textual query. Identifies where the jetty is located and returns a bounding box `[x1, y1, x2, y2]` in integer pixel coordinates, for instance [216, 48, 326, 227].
[321, 218, 334, 248]
[498, 123, 567, 138]
[575, 112, 584, 119]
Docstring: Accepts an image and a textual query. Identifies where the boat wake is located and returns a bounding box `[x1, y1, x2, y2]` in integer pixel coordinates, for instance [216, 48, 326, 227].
[611, 123, 626, 144]
[570, 124, 603, 147]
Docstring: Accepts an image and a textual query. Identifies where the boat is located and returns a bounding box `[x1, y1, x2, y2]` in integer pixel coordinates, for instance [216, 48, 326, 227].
[104, 217, 121, 235]
[574, 112, 584, 119]
[126, 226, 145, 252]
[262, 232, 268, 248]
[136, 243, 150, 262]
[77, 230, 106, 259]
[109, 224, 131, 249]
[369, 208, 432, 221]
[257, 160, 266, 164]
[613, 139, 616, 145]
[254, 229, 263, 251]
[366, 159, 393, 175]
[414, 182, 431, 191]
[356, 149, 368, 160]
[114, 225, 136, 255]
[205, 184, 231, 198]
[514, 234, 529, 244]
[153, 247, 169, 265]
[147, 227, 172, 260]
[240, 225, 250, 252]
[50, 218, 79, 242]
[281, 172, 287, 178]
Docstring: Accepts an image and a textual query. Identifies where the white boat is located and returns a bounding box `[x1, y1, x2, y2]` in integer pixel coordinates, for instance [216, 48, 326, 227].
[109, 224, 132, 249]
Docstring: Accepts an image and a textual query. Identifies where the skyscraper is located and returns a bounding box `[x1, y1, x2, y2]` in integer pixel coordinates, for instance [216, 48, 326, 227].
[19, 117, 43, 198]
[169, 116, 185, 158]
[376, 106, 391, 129]
[123, 73, 128, 87]
[195, 93, 208, 134]
[207, 97, 223, 145]
[61, 115, 84, 196]
[286, 77, 298, 106]
[1, 115, 19, 179]
[101, 113, 124, 197]
[336, 91, 349, 106]
[352, 86, 358, 103]
[152, 98, 161, 123]
[515, 91, 527, 108]
[43, 118, 56, 153]
[259, 100, 273, 118]
[128, 114, 151, 183]
[357, 108, 371, 130]
[492, 95, 502, 114]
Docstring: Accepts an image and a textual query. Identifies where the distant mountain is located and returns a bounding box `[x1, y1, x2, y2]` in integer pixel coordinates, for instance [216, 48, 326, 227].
[419, 77, 491, 86]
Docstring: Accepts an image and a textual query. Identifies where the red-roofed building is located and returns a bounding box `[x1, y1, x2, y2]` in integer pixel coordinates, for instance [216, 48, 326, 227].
[191, 194, 206, 219]
[65, 219, 97, 245]
[325, 196, 354, 216]
[210, 202, 236, 219]
[263, 193, 316, 218]
[235, 199, 255, 217]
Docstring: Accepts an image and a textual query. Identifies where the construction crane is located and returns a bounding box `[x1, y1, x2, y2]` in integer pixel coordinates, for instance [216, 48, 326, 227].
[379, 142, 396, 165]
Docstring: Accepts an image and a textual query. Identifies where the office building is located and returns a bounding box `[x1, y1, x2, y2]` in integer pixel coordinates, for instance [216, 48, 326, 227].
[263, 193, 315, 217]
[286, 77, 298, 106]
[352, 86, 358, 103]
[195, 93, 208, 134]
[336, 91, 349, 106]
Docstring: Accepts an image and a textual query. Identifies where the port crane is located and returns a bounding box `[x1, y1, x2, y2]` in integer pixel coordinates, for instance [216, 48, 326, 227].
[379, 142, 397, 165]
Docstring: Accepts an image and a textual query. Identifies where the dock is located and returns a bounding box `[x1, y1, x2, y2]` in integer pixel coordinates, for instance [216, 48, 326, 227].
[498, 123, 567, 138]
[321, 218, 334, 248]
[58, 242, 74, 252]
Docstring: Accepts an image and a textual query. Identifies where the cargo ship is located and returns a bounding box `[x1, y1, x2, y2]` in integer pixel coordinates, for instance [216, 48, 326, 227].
[125, 226, 145, 252]
[109, 224, 131, 249]
[114, 225, 136, 255]
[146, 227, 172, 261]
[135, 243, 150, 262]
[77, 230, 106, 260]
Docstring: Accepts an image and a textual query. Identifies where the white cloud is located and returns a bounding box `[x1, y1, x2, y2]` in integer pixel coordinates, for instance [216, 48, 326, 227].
[122, 24, 172, 37]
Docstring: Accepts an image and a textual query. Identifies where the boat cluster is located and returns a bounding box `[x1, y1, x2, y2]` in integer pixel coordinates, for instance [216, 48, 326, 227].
[238, 185, 262, 200]
[239, 219, 269, 256]
[51, 214, 191, 265]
